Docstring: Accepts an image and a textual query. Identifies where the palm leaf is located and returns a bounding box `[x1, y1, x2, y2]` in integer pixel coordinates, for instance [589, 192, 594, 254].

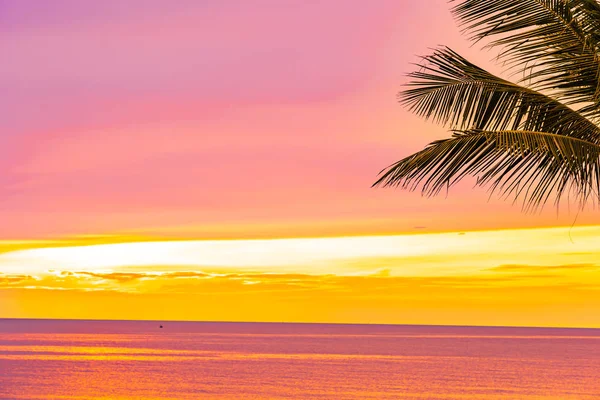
[451, 0, 600, 109]
[377, 0, 600, 210]
[374, 130, 600, 210]
[403, 47, 600, 143]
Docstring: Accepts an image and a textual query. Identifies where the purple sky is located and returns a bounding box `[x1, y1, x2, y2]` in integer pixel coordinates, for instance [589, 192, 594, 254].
[1, 0, 595, 239]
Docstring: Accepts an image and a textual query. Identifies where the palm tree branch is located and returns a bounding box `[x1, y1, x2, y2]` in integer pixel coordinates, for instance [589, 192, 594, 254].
[450, 0, 600, 107]
[373, 129, 600, 210]
[402, 47, 600, 143]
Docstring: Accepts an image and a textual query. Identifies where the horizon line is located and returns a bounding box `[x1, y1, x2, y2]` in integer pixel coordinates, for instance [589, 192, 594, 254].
[1, 317, 599, 331]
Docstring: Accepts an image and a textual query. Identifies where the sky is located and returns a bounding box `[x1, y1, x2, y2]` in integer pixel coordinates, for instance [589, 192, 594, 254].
[1, 0, 600, 326]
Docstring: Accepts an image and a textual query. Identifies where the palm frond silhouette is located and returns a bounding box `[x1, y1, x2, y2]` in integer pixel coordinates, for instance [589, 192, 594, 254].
[374, 0, 600, 211]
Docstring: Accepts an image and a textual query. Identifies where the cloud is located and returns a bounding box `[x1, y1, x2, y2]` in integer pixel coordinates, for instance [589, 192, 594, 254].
[75, 272, 151, 283]
[560, 252, 599, 257]
[0, 275, 36, 285]
[160, 271, 212, 279]
[3, 261, 598, 294]
[2, 228, 600, 296]
[489, 263, 599, 272]
[0, 270, 335, 293]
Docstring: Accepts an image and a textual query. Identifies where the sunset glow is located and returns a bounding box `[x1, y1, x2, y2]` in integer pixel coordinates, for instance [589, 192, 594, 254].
[5, 1, 600, 398]
[1, 0, 600, 330]
[1, 226, 599, 327]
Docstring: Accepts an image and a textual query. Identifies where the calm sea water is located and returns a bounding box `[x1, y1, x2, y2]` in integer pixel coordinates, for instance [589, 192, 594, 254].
[1, 320, 599, 399]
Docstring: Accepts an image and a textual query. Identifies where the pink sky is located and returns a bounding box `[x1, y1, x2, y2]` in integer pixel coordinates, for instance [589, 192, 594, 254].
[2, 0, 598, 239]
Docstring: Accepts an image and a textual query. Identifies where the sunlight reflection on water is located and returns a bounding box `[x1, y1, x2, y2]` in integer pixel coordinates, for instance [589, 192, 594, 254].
[1, 321, 599, 399]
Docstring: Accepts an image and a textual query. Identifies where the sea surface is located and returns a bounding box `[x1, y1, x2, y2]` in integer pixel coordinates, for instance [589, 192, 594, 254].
[0, 320, 599, 399]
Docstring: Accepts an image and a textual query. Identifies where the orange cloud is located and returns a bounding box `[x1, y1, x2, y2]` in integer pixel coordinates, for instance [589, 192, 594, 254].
[2, 226, 600, 327]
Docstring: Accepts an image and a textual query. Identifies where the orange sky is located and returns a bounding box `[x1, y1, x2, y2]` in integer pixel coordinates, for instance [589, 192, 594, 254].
[1, 226, 600, 327]
[1, 1, 600, 326]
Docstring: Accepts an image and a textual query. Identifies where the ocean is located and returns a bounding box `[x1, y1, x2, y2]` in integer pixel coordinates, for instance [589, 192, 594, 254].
[0, 319, 599, 399]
